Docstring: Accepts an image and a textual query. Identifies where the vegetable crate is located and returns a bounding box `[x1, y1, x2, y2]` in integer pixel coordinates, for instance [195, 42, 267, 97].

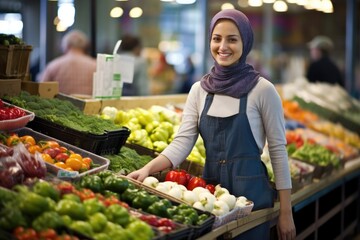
[27, 117, 131, 155]
[0, 45, 32, 79]
[14, 127, 110, 181]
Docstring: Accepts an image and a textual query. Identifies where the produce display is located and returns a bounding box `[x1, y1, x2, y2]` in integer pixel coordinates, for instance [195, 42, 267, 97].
[100, 105, 206, 165]
[5, 92, 121, 135]
[1, 82, 360, 239]
[0, 181, 157, 240]
[103, 146, 152, 174]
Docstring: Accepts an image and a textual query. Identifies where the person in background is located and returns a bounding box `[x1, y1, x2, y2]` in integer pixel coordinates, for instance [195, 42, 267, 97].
[149, 52, 176, 95]
[119, 34, 150, 96]
[128, 9, 295, 240]
[306, 35, 344, 87]
[37, 29, 96, 96]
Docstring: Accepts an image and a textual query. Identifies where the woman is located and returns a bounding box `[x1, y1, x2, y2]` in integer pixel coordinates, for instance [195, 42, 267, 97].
[128, 9, 296, 240]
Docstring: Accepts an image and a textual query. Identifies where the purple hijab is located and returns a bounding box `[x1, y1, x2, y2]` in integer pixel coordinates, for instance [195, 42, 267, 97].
[200, 9, 260, 99]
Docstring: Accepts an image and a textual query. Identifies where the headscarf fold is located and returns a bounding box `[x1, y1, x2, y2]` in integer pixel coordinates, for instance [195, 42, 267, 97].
[200, 9, 260, 99]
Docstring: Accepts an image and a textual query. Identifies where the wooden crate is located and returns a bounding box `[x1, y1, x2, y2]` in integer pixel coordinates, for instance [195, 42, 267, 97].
[0, 45, 32, 78]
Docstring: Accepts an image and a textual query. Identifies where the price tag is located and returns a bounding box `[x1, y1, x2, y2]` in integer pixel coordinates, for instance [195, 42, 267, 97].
[57, 170, 79, 178]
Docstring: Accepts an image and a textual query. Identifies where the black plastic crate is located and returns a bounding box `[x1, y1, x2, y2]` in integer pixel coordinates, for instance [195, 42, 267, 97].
[14, 127, 110, 181]
[27, 116, 130, 155]
[187, 212, 215, 239]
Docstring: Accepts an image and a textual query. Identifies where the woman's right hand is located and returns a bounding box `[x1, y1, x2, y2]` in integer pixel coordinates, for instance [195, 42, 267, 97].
[127, 168, 150, 182]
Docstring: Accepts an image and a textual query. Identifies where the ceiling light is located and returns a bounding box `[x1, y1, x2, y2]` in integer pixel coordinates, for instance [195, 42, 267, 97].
[248, 0, 263, 7]
[221, 3, 235, 10]
[273, 0, 288, 11]
[110, 7, 123, 18]
[129, 7, 143, 18]
[238, 0, 249, 7]
[263, 0, 275, 3]
[321, 0, 333, 13]
[176, 0, 196, 4]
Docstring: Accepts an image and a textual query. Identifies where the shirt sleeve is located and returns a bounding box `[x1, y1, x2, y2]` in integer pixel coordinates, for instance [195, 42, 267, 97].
[161, 82, 202, 167]
[256, 80, 292, 190]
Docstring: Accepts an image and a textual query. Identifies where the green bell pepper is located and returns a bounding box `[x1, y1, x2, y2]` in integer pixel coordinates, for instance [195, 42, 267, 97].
[32, 211, 65, 231]
[196, 213, 209, 225]
[56, 199, 86, 220]
[19, 192, 50, 217]
[104, 204, 130, 227]
[69, 220, 94, 237]
[32, 180, 60, 201]
[80, 175, 104, 193]
[0, 204, 28, 231]
[126, 220, 154, 240]
[89, 212, 108, 233]
[83, 198, 106, 216]
[147, 199, 171, 218]
[150, 127, 169, 142]
[62, 193, 81, 202]
[131, 191, 158, 210]
[97, 170, 115, 181]
[103, 175, 129, 194]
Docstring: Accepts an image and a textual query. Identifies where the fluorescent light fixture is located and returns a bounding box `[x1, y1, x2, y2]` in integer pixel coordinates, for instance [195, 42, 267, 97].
[110, 7, 124, 18]
[248, 0, 263, 7]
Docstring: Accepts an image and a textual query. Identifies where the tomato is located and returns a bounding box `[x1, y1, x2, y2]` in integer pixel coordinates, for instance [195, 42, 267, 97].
[43, 147, 61, 159]
[38, 228, 57, 239]
[65, 157, 83, 171]
[205, 184, 216, 194]
[165, 170, 188, 186]
[187, 176, 206, 190]
[55, 152, 70, 162]
[14, 227, 37, 240]
[69, 153, 82, 161]
[40, 140, 60, 149]
[82, 157, 93, 168]
[6, 134, 20, 147]
[20, 135, 36, 146]
[54, 162, 67, 169]
[27, 145, 42, 154]
[42, 153, 55, 164]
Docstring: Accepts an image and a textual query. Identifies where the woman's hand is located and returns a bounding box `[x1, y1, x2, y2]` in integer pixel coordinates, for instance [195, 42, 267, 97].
[277, 189, 296, 240]
[127, 168, 150, 182]
[277, 210, 296, 240]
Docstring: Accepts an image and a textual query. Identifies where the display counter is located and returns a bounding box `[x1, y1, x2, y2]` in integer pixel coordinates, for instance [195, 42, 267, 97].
[198, 157, 360, 240]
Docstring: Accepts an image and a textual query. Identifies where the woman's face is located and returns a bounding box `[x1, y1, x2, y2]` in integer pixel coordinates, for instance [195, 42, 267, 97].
[210, 19, 243, 67]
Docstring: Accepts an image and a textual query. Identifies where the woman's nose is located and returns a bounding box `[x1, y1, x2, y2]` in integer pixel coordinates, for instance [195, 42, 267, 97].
[219, 40, 228, 50]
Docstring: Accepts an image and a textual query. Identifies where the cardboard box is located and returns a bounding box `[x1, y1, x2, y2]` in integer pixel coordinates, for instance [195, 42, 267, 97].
[101, 94, 188, 111]
[0, 79, 21, 97]
[21, 81, 59, 99]
[56, 93, 102, 115]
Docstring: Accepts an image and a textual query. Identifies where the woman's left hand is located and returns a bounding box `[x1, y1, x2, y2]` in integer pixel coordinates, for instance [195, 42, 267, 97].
[277, 211, 296, 240]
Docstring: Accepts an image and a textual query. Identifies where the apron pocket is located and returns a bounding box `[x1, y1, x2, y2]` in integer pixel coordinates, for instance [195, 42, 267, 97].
[234, 175, 275, 210]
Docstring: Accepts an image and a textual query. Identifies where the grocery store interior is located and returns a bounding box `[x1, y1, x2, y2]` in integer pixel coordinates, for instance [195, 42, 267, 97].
[0, 0, 360, 240]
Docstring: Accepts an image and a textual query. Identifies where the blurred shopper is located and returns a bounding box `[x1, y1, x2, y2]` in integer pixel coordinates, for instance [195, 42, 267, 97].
[119, 34, 150, 96]
[306, 36, 344, 87]
[178, 56, 195, 93]
[149, 52, 176, 95]
[37, 29, 96, 96]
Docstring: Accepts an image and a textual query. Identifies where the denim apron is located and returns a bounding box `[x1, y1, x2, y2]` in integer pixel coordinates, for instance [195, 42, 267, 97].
[199, 94, 276, 239]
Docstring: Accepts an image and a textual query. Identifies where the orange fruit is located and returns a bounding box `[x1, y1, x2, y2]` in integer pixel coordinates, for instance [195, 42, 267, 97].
[41, 153, 54, 164]
[65, 158, 83, 171]
[54, 162, 67, 169]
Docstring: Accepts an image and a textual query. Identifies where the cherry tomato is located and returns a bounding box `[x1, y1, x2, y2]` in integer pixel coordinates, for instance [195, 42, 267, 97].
[82, 157, 93, 168]
[38, 228, 57, 239]
[69, 153, 82, 161]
